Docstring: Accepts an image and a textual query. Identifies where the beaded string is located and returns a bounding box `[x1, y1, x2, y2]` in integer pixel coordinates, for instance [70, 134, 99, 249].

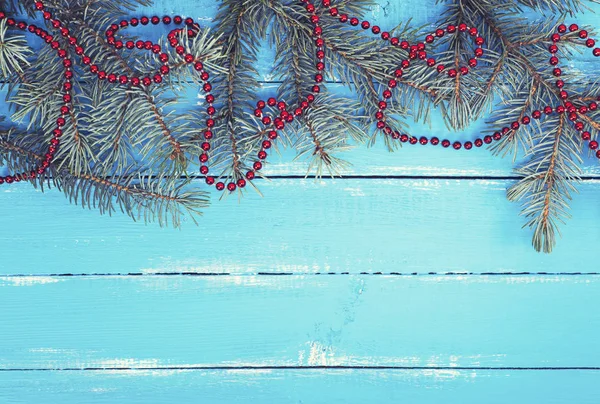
[0, 0, 599, 191]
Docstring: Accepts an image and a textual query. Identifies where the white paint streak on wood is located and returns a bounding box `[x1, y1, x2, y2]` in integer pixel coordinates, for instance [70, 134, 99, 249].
[0, 276, 61, 286]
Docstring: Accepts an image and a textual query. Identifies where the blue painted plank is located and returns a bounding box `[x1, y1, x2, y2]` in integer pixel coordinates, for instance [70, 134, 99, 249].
[3, 84, 600, 177]
[1, 369, 599, 404]
[1, 179, 599, 275]
[1, 275, 599, 369]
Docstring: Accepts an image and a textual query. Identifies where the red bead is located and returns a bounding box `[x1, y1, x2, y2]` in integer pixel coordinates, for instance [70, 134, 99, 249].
[594, 48, 600, 57]
[483, 135, 492, 144]
[590, 141, 599, 150]
[430, 137, 439, 145]
[474, 138, 483, 147]
[200, 166, 209, 175]
[246, 171, 255, 180]
[551, 33, 561, 42]
[253, 161, 262, 171]
[448, 69, 457, 78]
[549, 45, 558, 53]
[586, 39, 596, 48]
[569, 24, 578, 32]
[441, 139, 450, 148]
[532, 110, 541, 119]
[557, 24, 567, 33]
[553, 68, 562, 77]
[215, 182, 225, 191]
[453, 141, 462, 150]
[409, 137, 418, 145]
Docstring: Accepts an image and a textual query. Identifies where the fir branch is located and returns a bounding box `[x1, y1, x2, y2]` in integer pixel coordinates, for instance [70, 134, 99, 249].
[508, 114, 582, 253]
[0, 129, 207, 226]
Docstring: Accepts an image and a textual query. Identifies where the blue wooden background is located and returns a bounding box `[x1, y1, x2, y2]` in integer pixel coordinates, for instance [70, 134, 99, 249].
[2, 0, 600, 402]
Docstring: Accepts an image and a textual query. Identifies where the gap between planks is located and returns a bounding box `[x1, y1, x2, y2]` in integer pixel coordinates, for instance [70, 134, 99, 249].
[2, 272, 599, 277]
[15, 175, 600, 181]
[2, 366, 600, 372]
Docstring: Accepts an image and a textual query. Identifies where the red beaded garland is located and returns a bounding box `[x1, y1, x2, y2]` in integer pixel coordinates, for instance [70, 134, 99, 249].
[2, 1, 600, 192]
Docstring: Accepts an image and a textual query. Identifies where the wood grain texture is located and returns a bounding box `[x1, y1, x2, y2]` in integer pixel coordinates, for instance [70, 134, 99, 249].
[2, 369, 600, 404]
[2, 0, 600, 401]
[1, 275, 599, 369]
[1, 180, 600, 275]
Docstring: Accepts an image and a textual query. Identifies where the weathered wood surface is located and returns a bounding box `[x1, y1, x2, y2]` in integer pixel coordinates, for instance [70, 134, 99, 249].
[1, 180, 600, 275]
[2, 276, 599, 369]
[2, 369, 599, 404]
[1, 0, 600, 402]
